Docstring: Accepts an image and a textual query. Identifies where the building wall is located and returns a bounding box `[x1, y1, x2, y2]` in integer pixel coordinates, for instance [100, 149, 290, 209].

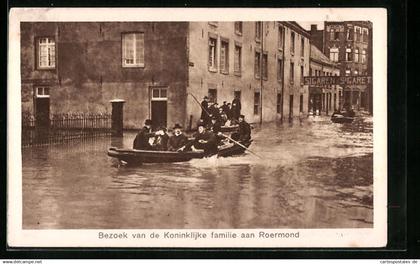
[21, 22, 189, 129]
[322, 21, 372, 110]
[187, 21, 310, 125]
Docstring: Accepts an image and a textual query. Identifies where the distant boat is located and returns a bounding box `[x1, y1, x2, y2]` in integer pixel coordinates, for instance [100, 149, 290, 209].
[331, 113, 354, 123]
[107, 140, 252, 165]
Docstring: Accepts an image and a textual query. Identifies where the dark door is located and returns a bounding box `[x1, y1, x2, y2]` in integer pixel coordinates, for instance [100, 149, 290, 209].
[35, 97, 50, 128]
[151, 101, 167, 128]
[289, 95, 293, 119]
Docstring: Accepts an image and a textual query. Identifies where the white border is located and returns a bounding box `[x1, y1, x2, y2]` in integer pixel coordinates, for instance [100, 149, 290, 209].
[8, 7, 387, 248]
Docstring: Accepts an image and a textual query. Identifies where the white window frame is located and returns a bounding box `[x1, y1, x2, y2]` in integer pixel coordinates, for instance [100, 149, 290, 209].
[151, 87, 168, 101]
[234, 43, 242, 75]
[208, 37, 218, 71]
[345, 48, 352, 61]
[362, 49, 367, 63]
[220, 39, 229, 74]
[35, 87, 50, 98]
[38, 37, 56, 69]
[330, 47, 339, 62]
[122, 32, 145, 68]
[354, 48, 360, 62]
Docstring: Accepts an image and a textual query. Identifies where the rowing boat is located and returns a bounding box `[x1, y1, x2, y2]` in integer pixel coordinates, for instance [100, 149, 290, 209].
[107, 140, 252, 164]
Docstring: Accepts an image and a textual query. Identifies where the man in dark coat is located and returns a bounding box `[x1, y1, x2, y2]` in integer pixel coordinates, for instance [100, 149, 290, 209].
[221, 101, 229, 115]
[232, 115, 251, 142]
[200, 96, 210, 125]
[133, 119, 155, 150]
[181, 122, 217, 155]
[231, 95, 242, 120]
[167, 123, 189, 151]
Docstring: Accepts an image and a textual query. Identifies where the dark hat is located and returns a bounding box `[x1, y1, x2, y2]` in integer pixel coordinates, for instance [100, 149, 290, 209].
[239, 114, 245, 119]
[197, 122, 206, 128]
[144, 119, 152, 125]
[211, 116, 218, 120]
[157, 126, 167, 132]
[223, 101, 227, 104]
[173, 123, 183, 129]
[203, 96, 209, 99]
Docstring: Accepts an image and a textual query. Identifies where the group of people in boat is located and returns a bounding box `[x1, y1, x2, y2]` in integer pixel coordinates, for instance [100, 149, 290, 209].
[200, 95, 242, 127]
[133, 114, 251, 155]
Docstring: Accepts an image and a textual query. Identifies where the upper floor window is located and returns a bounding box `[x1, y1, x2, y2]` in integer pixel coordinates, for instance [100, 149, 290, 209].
[254, 51, 261, 79]
[234, 44, 242, 75]
[277, 58, 283, 81]
[347, 28, 354, 40]
[300, 37, 305, 57]
[345, 69, 351, 76]
[354, 48, 360, 62]
[262, 53, 268, 80]
[330, 29, 339, 40]
[208, 37, 217, 71]
[300, 65, 304, 84]
[255, 22, 262, 41]
[220, 39, 229, 74]
[361, 49, 367, 63]
[330, 47, 339, 62]
[290, 62, 294, 84]
[38, 37, 56, 69]
[278, 26, 284, 49]
[290, 32, 295, 54]
[122, 33, 144, 67]
[362, 28, 369, 42]
[234, 22, 243, 35]
[345, 48, 352, 61]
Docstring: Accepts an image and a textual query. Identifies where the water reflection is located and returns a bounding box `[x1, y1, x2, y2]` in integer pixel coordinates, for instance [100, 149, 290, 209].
[23, 116, 373, 229]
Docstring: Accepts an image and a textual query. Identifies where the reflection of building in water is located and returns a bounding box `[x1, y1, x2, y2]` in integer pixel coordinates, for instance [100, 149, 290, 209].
[20, 21, 311, 130]
[308, 44, 342, 115]
[309, 21, 372, 113]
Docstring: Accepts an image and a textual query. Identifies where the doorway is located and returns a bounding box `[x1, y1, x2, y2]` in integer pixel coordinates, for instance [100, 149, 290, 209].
[150, 87, 168, 128]
[34, 87, 50, 128]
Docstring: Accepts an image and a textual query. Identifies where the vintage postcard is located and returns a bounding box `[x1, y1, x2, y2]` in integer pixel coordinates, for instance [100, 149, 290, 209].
[8, 8, 387, 247]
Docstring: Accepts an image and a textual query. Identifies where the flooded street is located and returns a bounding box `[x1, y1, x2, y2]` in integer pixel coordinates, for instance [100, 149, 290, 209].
[22, 116, 373, 229]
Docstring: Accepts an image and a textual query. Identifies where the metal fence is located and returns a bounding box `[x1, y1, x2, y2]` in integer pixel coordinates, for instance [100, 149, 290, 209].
[22, 112, 112, 147]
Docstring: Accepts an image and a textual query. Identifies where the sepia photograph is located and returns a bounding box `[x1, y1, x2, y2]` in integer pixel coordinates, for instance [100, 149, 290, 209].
[8, 8, 387, 247]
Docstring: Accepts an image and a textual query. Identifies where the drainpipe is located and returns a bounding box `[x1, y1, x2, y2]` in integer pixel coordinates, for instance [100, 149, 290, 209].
[260, 21, 264, 125]
[281, 23, 285, 123]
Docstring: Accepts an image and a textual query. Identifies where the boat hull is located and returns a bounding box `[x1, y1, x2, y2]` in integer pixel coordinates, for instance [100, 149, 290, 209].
[108, 141, 252, 164]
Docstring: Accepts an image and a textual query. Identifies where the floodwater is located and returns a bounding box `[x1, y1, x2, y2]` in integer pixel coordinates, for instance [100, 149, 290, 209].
[22, 115, 373, 229]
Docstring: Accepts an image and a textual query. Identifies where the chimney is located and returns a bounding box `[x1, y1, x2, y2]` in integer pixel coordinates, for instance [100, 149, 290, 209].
[311, 24, 318, 33]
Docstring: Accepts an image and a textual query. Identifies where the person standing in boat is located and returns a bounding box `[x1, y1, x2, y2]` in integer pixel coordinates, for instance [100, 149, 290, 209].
[200, 96, 210, 126]
[231, 114, 251, 143]
[231, 95, 242, 120]
[180, 122, 217, 155]
[167, 123, 188, 151]
[133, 119, 155, 150]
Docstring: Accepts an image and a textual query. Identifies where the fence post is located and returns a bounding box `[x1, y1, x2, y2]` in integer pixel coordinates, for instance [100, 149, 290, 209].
[110, 99, 125, 137]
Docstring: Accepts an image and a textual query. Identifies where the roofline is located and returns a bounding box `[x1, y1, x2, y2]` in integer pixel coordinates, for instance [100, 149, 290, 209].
[282, 21, 311, 38]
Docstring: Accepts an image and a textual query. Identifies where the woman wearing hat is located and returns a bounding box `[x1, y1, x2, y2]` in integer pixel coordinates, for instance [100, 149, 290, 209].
[167, 124, 188, 151]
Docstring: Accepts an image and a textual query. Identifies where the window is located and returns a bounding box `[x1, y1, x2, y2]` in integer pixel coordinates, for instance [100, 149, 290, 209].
[234, 22, 243, 35]
[345, 48, 352, 61]
[35, 86, 50, 97]
[254, 92, 260, 115]
[345, 69, 351, 76]
[254, 51, 261, 79]
[208, 37, 217, 71]
[356, 27, 361, 41]
[330, 47, 339, 62]
[277, 93, 282, 114]
[208, 89, 217, 103]
[234, 44, 242, 75]
[334, 31, 340, 40]
[277, 58, 283, 81]
[361, 49, 367, 63]
[354, 70, 358, 75]
[255, 22, 262, 41]
[220, 40, 229, 74]
[300, 37, 305, 57]
[290, 62, 294, 84]
[362, 28, 369, 42]
[299, 94, 304, 113]
[354, 48, 359, 62]
[300, 65, 304, 84]
[347, 28, 353, 40]
[122, 33, 144, 67]
[278, 26, 284, 49]
[262, 53, 268, 80]
[151, 87, 168, 100]
[290, 32, 295, 54]
[37, 37, 56, 69]
[309, 67, 312, 76]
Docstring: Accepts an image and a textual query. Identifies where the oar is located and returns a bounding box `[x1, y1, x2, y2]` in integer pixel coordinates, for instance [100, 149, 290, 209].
[187, 92, 212, 117]
[220, 134, 264, 159]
